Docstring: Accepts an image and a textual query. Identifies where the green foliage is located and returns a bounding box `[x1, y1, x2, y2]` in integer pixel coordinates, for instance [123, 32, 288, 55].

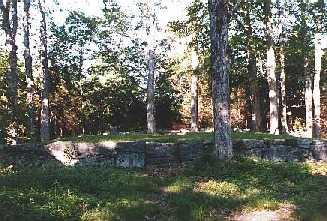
[155, 72, 182, 129]
[0, 0, 326, 141]
[49, 11, 99, 84]
[1, 156, 327, 220]
[0, 52, 8, 144]
[0, 51, 30, 143]
[81, 74, 146, 133]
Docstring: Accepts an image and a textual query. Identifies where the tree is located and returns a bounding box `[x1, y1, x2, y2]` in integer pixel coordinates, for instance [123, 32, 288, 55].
[0, 0, 18, 144]
[277, 0, 289, 134]
[208, 0, 232, 159]
[127, 0, 169, 134]
[190, 50, 199, 132]
[39, 0, 50, 142]
[169, 0, 211, 131]
[298, 0, 313, 138]
[141, 1, 158, 134]
[265, 0, 279, 135]
[49, 11, 99, 135]
[243, 2, 264, 132]
[312, 0, 326, 138]
[0, 51, 9, 144]
[155, 71, 182, 129]
[313, 33, 322, 138]
[147, 47, 156, 133]
[23, 0, 35, 141]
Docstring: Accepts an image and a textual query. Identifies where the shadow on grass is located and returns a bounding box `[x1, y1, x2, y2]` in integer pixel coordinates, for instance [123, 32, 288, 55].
[58, 131, 294, 144]
[1, 156, 327, 221]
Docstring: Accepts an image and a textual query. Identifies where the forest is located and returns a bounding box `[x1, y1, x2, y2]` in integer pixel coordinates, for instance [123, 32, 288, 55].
[0, 0, 325, 145]
[0, 0, 327, 220]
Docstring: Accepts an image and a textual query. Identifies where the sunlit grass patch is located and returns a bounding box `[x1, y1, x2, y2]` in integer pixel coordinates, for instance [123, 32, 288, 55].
[307, 161, 327, 176]
[244, 197, 282, 211]
[0, 164, 14, 175]
[194, 180, 241, 198]
[82, 208, 114, 221]
[164, 177, 193, 193]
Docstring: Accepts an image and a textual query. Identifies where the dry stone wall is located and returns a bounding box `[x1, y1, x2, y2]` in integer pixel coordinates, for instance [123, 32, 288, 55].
[1, 138, 326, 168]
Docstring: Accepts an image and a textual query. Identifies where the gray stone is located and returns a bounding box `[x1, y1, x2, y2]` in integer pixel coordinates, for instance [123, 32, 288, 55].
[295, 138, 313, 149]
[233, 139, 267, 150]
[312, 140, 327, 160]
[2, 138, 327, 168]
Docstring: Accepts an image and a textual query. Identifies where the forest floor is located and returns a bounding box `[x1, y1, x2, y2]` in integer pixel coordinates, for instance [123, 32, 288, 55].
[1, 151, 327, 220]
[59, 131, 295, 144]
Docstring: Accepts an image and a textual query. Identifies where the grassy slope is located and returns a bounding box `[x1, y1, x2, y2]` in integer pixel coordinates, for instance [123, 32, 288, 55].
[1, 156, 327, 221]
[59, 131, 294, 144]
[1, 132, 325, 220]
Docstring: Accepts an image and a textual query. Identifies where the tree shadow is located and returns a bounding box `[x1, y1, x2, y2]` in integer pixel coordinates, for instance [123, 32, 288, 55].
[0, 156, 327, 220]
[180, 156, 327, 220]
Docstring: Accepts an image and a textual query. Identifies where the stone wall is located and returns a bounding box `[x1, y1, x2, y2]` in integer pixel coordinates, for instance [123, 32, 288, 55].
[47, 141, 146, 167]
[1, 138, 326, 168]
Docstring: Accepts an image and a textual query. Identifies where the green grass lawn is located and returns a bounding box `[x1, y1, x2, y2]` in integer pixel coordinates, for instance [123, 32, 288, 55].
[1, 155, 327, 221]
[59, 131, 294, 144]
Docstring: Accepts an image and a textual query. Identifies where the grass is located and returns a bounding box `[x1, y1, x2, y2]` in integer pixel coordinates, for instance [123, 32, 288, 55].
[0, 132, 324, 220]
[59, 131, 294, 144]
[1, 154, 327, 221]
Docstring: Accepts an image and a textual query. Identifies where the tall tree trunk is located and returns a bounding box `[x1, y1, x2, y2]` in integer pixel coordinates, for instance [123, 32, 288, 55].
[147, 48, 156, 134]
[23, 0, 36, 141]
[279, 46, 289, 133]
[257, 56, 268, 131]
[277, 0, 288, 134]
[304, 56, 313, 138]
[190, 74, 198, 132]
[300, 1, 312, 138]
[265, 0, 279, 135]
[190, 50, 199, 132]
[247, 57, 259, 131]
[245, 3, 262, 132]
[39, 0, 50, 142]
[209, 0, 232, 159]
[145, 1, 156, 134]
[313, 34, 322, 138]
[78, 48, 85, 135]
[0, 0, 18, 144]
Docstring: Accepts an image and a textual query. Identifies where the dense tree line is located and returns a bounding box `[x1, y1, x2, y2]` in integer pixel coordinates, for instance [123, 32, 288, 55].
[0, 0, 326, 159]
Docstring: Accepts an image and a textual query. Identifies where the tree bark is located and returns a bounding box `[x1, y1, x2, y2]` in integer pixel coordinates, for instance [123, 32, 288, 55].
[244, 3, 262, 132]
[277, 0, 288, 134]
[147, 48, 156, 133]
[265, 0, 279, 135]
[209, 0, 232, 159]
[279, 46, 289, 133]
[247, 53, 259, 132]
[39, 0, 50, 142]
[304, 56, 313, 138]
[257, 56, 268, 131]
[0, 0, 18, 144]
[23, 0, 36, 141]
[144, 1, 157, 134]
[190, 74, 198, 132]
[313, 34, 322, 138]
